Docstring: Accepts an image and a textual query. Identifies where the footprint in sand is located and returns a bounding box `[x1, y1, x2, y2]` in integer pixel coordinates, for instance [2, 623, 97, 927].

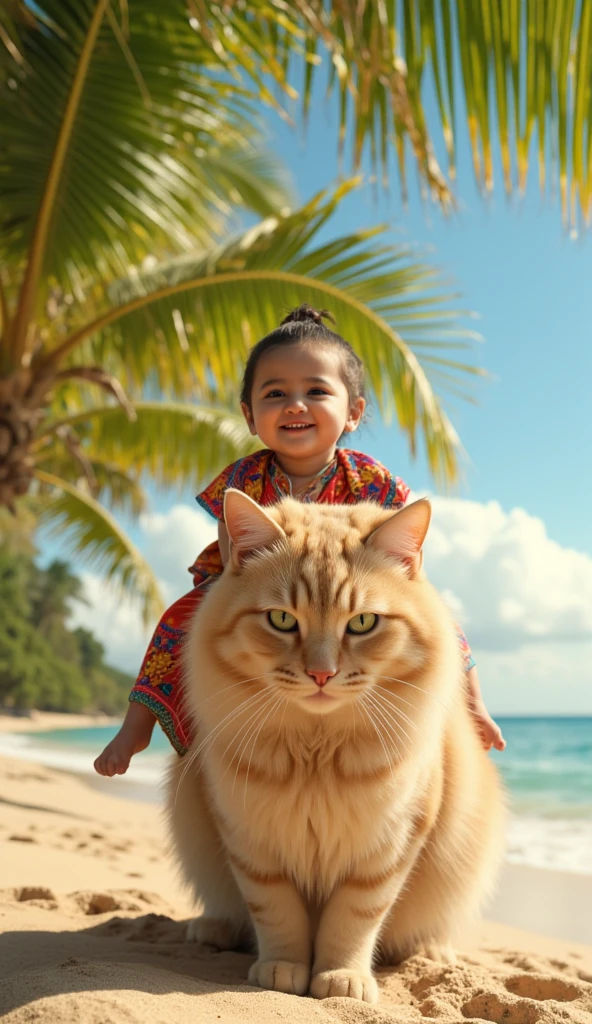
[462, 974, 592, 1024]
[504, 973, 584, 1001]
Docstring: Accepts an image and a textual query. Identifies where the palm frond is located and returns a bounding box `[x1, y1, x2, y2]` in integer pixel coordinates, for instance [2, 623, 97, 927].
[34, 468, 163, 623]
[35, 447, 147, 518]
[37, 401, 261, 494]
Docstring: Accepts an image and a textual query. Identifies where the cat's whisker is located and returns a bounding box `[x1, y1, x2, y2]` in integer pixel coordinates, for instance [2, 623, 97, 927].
[174, 689, 272, 804]
[363, 692, 411, 762]
[370, 695, 420, 755]
[370, 683, 424, 716]
[173, 745, 202, 807]
[223, 692, 280, 787]
[192, 686, 273, 760]
[175, 672, 279, 766]
[358, 696, 396, 775]
[192, 672, 281, 711]
[370, 688, 421, 736]
[227, 691, 283, 781]
[351, 699, 358, 744]
[375, 676, 452, 713]
[365, 692, 419, 760]
[242, 695, 285, 808]
[198, 692, 273, 774]
[277, 690, 290, 735]
[175, 673, 281, 728]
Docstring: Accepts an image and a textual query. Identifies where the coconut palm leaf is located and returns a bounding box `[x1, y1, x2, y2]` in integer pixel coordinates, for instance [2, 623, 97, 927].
[36, 401, 262, 495]
[35, 448, 147, 519]
[34, 468, 162, 623]
[39, 185, 480, 484]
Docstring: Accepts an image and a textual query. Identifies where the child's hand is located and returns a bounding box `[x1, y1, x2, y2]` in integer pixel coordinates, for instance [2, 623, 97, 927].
[470, 701, 506, 752]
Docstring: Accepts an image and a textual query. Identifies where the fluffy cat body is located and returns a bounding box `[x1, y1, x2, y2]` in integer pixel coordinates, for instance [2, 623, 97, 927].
[167, 494, 505, 1003]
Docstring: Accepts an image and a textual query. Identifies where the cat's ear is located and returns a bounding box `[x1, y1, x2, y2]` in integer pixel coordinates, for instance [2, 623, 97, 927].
[223, 489, 285, 570]
[365, 499, 431, 577]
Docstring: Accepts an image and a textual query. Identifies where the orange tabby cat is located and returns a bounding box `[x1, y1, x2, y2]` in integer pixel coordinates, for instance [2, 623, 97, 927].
[167, 491, 505, 1004]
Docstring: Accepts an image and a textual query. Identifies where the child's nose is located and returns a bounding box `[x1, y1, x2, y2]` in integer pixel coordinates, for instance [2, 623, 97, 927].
[284, 396, 307, 413]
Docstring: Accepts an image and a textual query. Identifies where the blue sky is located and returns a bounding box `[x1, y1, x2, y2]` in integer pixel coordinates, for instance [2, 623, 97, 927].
[59, 62, 592, 714]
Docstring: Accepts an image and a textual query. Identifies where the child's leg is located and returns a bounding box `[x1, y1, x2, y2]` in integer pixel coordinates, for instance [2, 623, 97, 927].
[94, 586, 208, 776]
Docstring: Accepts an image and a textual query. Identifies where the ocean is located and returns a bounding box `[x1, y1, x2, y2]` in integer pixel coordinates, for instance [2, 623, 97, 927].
[1, 716, 590, 876]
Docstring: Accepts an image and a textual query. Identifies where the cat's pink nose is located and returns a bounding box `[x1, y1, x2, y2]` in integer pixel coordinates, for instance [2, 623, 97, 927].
[307, 669, 336, 688]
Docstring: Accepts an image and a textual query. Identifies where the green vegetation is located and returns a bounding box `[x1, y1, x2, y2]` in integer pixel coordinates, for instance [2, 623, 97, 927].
[0, 548, 132, 713]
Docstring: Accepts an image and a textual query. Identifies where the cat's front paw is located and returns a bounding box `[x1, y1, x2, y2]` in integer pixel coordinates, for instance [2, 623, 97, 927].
[187, 915, 241, 950]
[248, 959, 310, 995]
[310, 968, 379, 1003]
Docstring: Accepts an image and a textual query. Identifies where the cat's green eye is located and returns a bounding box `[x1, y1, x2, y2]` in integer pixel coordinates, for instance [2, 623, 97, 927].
[268, 609, 298, 632]
[347, 613, 377, 635]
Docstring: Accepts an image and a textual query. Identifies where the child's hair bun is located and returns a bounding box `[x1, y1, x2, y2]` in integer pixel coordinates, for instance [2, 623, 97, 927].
[280, 303, 335, 326]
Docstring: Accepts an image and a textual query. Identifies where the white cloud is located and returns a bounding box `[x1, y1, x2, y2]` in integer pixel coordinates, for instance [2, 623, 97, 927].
[69, 497, 592, 713]
[421, 496, 592, 651]
[137, 504, 217, 601]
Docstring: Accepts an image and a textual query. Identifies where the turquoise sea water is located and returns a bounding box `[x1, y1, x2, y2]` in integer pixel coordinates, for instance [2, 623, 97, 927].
[1, 716, 591, 874]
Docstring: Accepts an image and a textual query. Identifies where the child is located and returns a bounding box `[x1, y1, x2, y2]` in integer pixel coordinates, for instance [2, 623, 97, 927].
[94, 305, 505, 777]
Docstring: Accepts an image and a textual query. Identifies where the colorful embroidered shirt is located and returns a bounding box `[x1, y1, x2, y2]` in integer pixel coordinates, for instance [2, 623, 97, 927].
[188, 447, 410, 583]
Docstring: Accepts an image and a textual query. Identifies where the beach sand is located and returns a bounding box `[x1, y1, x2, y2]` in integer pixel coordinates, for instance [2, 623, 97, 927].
[0, 710, 121, 734]
[1, 723, 591, 1023]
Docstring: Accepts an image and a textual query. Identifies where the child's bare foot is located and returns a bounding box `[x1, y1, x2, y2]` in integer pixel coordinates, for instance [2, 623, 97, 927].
[470, 701, 506, 752]
[94, 702, 155, 777]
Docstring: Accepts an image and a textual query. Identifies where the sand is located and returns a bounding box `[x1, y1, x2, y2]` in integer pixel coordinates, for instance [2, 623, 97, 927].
[0, 710, 121, 734]
[1, 739, 591, 1023]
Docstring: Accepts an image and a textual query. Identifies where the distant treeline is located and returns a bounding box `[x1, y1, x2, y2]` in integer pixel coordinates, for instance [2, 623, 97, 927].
[0, 548, 133, 714]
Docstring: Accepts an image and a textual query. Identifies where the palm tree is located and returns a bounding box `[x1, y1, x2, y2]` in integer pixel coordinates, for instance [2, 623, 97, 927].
[0, 3, 482, 619]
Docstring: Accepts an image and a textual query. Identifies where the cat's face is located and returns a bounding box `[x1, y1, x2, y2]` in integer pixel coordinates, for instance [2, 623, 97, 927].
[216, 491, 448, 720]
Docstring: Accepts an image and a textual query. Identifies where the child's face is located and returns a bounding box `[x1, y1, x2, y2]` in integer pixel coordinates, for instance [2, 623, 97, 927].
[241, 343, 365, 462]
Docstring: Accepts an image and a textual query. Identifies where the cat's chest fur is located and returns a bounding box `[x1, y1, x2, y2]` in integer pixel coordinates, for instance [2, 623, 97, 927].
[207, 726, 426, 896]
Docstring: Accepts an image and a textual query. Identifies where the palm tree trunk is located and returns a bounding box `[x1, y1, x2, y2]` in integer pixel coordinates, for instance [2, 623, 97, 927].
[0, 369, 50, 509]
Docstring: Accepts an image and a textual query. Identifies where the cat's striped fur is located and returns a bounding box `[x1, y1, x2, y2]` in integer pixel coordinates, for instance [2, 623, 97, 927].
[167, 492, 505, 1004]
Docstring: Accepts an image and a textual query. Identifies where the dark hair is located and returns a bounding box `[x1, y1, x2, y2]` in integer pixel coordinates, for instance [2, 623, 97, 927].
[240, 304, 365, 408]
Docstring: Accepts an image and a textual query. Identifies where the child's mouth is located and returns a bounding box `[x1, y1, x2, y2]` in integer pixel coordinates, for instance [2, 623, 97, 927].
[281, 423, 314, 431]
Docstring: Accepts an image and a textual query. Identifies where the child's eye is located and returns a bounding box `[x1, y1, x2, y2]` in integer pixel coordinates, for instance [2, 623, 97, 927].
[264, 390, 284, 399]
[308, 387, 329, 396]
